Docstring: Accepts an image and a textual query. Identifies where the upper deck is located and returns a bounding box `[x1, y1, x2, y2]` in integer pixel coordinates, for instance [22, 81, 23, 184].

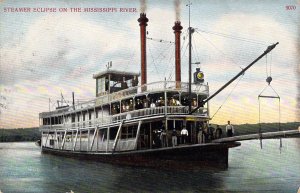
[40, 80, 209, 118]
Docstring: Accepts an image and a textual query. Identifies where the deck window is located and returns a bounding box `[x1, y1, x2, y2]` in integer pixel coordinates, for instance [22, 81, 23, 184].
[97, 77, 106, 95]
[71, 114, 76, 123]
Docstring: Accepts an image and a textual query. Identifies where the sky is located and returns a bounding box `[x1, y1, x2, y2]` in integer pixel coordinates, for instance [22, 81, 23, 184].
[0, 0, 299, 129]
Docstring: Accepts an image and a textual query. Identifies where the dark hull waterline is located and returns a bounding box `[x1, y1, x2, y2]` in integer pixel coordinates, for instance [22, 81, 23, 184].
[42, 142, 241, 169]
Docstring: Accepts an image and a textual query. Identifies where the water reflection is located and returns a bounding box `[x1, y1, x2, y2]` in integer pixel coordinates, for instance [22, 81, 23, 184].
[0, 139, 299, 193]
[38, 154, 227, 192]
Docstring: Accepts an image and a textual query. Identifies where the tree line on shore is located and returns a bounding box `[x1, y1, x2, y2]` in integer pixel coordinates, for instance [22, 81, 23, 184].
[0, 127, 40, 142]
[0, 122, 299, 142]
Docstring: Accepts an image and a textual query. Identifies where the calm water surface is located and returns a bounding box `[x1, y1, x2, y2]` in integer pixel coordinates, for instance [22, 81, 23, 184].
[0, 139, 299, 193]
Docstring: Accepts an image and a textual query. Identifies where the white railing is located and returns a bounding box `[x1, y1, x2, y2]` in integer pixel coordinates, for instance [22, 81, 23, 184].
[40, 81, 208, 117]
[40, 106, 208, 131]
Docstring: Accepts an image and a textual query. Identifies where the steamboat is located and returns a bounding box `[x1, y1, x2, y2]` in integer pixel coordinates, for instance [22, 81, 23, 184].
[39, 13, 279, 168]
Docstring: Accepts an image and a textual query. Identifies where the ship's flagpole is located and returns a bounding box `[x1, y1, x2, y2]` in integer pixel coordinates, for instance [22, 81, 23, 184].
[187, 1, 193, 113]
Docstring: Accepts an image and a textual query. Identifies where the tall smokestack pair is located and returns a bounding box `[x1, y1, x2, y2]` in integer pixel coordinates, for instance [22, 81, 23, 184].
[138, 13, 182, 87]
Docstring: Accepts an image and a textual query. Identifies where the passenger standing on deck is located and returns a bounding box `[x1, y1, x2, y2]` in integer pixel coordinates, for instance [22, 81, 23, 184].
[159, 122, 167, 147]
[226, 121, 234, 137]
[153, 129, 161, 148]
[150, 99, 156, 108]
[181, 127, 188, 144]
[208, 124, 215, 141]
[215, 125, 223, 139]
[132, 75, 138, 87]
[197, 123, 203, 144]
[160, 129, 167, 147]
[203, 123, 208, 143]
[172, 129, 177, 147]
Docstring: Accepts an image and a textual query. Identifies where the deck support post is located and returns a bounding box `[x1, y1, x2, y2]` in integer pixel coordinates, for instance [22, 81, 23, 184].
[164, 79, 167, 116]
[73, 129, 79, 151]
[87, 128, 90, 151]
[79, 129, 82, 151]
[44, 129, 50, 147]
[134, 121, 142, 150]
[90, 128, 98, 151]
[61, 130, 67, 150]
[112, 121, 124, 153]
[150, 122, 152, 149]
[106, 127, 110, 153]
[101, 105, 103, 125]
[71, 130, 73, 144]
[55, 129, 58, 149]
[207, 83, 210, 117]
[165, 118, 168, 147]
[96, 127, 99, 151]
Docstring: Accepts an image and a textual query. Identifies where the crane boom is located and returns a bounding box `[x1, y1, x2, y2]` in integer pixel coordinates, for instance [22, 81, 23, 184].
[190, 42, 279, 114]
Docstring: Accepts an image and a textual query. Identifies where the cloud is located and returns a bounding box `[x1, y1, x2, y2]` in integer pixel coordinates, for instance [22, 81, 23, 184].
[0, 13, 142, 128]
[0, 13, 141, 85]
[189, 13, 299, 124]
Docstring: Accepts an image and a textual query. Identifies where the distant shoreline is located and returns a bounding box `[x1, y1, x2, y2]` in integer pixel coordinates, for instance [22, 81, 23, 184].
[0, 127, 40, 142]
[0, 122, 299, 142]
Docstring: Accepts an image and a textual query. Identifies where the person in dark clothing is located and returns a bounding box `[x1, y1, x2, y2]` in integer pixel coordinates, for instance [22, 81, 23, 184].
[180, 127, 188, 144]
[172, 129, 177, 147]
[121, 81, 128, 89]
[215, 125, 223, 139]
[197, 123, 203, 144]
[226, 121, 234, 137]
[208, 124, 215, 141]
[153, 129, 161, 148]
[203, 123, 208, 143]
[105, 78, 109, 91]
[160, 129, 167, 147]
[136, 99, 143, 109]
[132, 75, 138, 87]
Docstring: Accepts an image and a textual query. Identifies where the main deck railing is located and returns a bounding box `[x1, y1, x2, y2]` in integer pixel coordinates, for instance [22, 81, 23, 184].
[40, 81, 208, 117]
[40, 106, 208, 131]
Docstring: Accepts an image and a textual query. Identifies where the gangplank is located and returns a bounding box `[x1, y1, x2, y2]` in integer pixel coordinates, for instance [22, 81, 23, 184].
[212, 129, 300, 143]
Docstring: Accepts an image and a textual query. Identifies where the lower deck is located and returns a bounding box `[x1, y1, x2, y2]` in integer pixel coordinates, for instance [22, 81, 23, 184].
[41, 116, 213, 153]
[40, 116, 241, 168]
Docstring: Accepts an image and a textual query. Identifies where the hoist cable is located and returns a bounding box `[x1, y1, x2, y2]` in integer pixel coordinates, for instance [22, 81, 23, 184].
[196, 29, 268, 46]
[211, 74, 244, 119]
[258, 75, 281, 150]
[270, 51, 273, 76]
[265, 54, 269, 77]
[195, 30, 242, 69]
[148, 45, 162, 80]
[146, 37, 174, 44]
[258, 84, 280, 98]
[265, 52, 273, 78]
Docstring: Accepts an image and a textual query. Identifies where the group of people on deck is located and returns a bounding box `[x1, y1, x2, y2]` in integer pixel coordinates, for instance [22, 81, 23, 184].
[152, 120, 235, 148]
[197, 121, 235, 143]
[110, 96, 184, 115]
[153, 127, 189, 148]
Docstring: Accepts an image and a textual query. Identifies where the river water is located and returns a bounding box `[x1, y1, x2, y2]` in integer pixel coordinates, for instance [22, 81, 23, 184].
[0, 139, 299, 193]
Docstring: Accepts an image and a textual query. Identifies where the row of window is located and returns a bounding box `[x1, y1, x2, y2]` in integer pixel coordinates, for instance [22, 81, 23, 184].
[43, 92, 205, 126]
